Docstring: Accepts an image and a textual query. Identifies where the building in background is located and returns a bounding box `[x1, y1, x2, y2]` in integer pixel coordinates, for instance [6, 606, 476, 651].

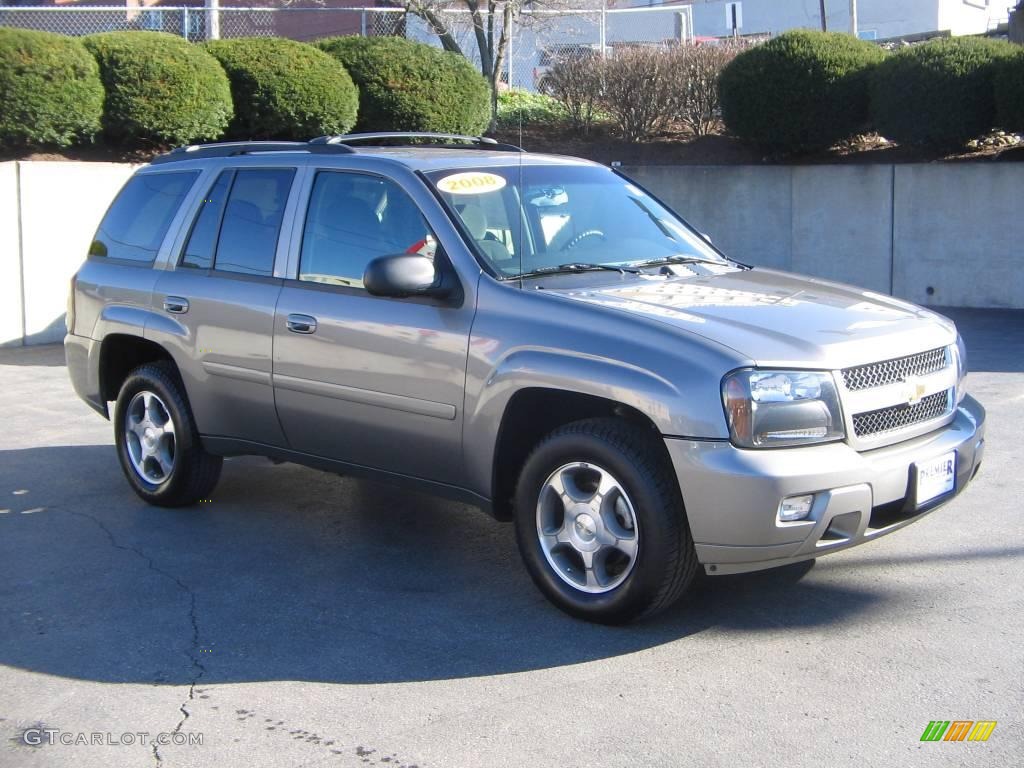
[624, 0, 1016, 41]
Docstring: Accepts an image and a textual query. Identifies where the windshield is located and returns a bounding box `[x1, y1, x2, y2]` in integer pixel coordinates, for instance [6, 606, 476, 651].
[424, 165, 726, 278]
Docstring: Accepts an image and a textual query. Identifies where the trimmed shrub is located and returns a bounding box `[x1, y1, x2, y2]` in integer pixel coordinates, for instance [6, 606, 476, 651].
[871, 37, 1015, 147]
[497, 89, 567, 130]
[994, 49, 1024, 134]
[204, 37, 358, 141]
[83, 31, 232, 146]
[317, 36, 489, 134]
[0, 28, 103, 148]
[719, 30, 885, 151]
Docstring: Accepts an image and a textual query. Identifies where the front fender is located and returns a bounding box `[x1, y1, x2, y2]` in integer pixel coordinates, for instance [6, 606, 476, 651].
[479, 347, 683, 429]
[462, 347, 727, 499]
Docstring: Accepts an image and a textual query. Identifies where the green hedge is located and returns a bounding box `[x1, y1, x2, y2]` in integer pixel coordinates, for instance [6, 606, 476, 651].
[994, 49, 1024, 133]
[497, 89, 567, 129]
[83, 31, 232, 146]
[0, 28, 104, 148]
[719, 30, 884, 151]
[871, 37, 1015, 147]
[317, 36, 490, 134]
[205, 37, 358, 141]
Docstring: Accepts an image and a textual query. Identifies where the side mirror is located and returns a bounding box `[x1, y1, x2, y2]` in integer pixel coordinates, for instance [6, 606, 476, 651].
[363, 254, 449, 299]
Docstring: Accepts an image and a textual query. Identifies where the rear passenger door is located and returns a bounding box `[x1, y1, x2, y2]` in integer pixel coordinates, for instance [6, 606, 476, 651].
[149, 164, 301, 447]
[272, 169, 474, 485]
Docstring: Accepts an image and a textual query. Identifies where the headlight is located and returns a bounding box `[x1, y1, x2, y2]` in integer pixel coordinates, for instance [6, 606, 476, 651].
[722, 369, 845, 448]
[953, 336, 968, 404]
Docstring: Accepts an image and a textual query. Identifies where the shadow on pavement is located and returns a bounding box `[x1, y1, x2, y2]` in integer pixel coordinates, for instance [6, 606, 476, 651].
[0, 444, 896, 687]
[0, 343, 65, 367]
[936, 307, 1024, 373]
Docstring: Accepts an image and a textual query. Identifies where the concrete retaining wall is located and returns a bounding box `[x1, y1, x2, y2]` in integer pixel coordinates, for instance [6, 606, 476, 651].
[0, 163, 22, 348]
[0, 161, 138, 347]
[0, 160, 1020, 347]
[626, 163, 1024, 310]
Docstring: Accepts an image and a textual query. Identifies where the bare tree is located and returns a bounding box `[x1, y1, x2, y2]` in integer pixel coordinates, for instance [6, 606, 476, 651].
[669, 44, 742, 137]
[400, 0, 520, 128]
[539, 52, 603, 135]
[400, 1, 581, 128]
[600, 47, 679, 142]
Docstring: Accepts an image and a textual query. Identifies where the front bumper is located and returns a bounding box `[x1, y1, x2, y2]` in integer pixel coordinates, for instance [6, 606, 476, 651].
[665, 394, 985, 575]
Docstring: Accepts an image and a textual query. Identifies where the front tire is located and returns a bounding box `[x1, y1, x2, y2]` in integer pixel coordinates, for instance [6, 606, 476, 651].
[514, 418, 698, 624]
[114, 361, 222, 507]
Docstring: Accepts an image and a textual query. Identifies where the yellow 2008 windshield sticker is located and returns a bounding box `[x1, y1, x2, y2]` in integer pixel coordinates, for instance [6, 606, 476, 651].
[436, 171, 506, 195]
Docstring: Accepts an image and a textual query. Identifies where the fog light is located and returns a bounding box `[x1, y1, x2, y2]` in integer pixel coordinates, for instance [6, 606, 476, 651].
[779, 494, 815, 522]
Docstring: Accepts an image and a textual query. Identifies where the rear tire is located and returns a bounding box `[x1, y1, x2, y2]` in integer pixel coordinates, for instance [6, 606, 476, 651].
[113, 361, 222, 507]
[514, 418, 698, 624]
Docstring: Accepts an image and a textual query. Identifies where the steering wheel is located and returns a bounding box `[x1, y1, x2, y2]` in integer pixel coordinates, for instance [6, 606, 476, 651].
[562, 229, 606, 251]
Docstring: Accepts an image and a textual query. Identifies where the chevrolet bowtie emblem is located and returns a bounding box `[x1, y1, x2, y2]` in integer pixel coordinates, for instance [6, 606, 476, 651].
[904, 376, 927, 405]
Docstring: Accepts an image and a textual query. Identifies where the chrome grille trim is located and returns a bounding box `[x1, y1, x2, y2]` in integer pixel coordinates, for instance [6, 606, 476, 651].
[852, 390, 951, 438]
[842, 347, 948, 391]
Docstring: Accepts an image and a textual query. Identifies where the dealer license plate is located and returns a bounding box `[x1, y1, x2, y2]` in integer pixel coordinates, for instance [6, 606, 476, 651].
[915, 451, 956, 507]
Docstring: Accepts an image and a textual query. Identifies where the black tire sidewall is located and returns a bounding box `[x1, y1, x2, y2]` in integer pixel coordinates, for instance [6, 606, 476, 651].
[514, 427, 683, 624]
[114, 365, 200, 504]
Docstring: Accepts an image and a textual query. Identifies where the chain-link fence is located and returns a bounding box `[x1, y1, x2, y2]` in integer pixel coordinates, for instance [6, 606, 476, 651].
[0, 6, 407, 42]
[0, 5, 743, 91]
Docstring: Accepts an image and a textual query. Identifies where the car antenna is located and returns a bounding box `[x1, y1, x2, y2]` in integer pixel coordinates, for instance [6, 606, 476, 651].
[516, 69, 524, 289]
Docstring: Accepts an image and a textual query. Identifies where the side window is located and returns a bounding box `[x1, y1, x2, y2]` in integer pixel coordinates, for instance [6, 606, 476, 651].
[216, 169, 294, 276]
[180, 171, 231, 269]
[299, 171, 434, 288]
[180, 168, 294, 276]
[90, 171, 197, 262]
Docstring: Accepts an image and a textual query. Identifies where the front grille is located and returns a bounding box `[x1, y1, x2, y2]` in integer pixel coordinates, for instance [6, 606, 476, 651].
[852, 390, 950, 437]
[842, 347, 948, 391]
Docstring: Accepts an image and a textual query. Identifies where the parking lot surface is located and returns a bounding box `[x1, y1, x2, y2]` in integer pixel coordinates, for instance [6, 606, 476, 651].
[1, 308, 1022, 768]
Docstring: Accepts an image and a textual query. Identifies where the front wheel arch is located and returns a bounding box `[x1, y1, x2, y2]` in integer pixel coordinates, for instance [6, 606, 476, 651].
[490, 388, 665, 521]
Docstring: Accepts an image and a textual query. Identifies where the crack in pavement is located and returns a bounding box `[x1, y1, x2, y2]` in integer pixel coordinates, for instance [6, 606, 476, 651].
[67, 510, 205, 768]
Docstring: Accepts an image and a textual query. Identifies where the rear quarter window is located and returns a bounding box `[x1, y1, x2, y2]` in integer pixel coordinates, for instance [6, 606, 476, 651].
[89, 171, 197, 262]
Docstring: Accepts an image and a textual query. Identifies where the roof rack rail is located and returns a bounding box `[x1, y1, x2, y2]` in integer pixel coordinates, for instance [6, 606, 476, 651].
[312, 132, 524, 152]
[149, 140, 356, 165]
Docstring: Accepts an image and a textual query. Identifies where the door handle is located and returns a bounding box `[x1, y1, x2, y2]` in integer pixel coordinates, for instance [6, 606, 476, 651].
[163, 296, 189, 314]
[286, 314, 317, 334]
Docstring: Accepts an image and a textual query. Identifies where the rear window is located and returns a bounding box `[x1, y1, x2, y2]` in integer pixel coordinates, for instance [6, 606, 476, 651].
[89, 171, 197, 262]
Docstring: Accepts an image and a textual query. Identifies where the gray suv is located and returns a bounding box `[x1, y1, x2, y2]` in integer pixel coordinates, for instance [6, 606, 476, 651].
[66, 134, 985, 623]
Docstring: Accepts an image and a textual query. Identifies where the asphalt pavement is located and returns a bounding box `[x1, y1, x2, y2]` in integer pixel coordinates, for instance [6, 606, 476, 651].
[1, 308, 1022, 768]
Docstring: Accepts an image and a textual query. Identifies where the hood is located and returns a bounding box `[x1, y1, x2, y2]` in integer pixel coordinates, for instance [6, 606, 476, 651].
[543, 266, 956, 369]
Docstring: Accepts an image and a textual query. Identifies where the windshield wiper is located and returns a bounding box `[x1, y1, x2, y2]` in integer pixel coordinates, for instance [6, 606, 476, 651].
[631, 254, 721, 269]
[517, 262, 642, 279]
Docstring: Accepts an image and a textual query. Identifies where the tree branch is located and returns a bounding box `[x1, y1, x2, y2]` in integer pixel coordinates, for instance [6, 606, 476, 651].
[403, 1, 465, 56]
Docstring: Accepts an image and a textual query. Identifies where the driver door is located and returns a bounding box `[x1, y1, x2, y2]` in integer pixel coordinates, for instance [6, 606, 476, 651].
[272, 169, 473, 486]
